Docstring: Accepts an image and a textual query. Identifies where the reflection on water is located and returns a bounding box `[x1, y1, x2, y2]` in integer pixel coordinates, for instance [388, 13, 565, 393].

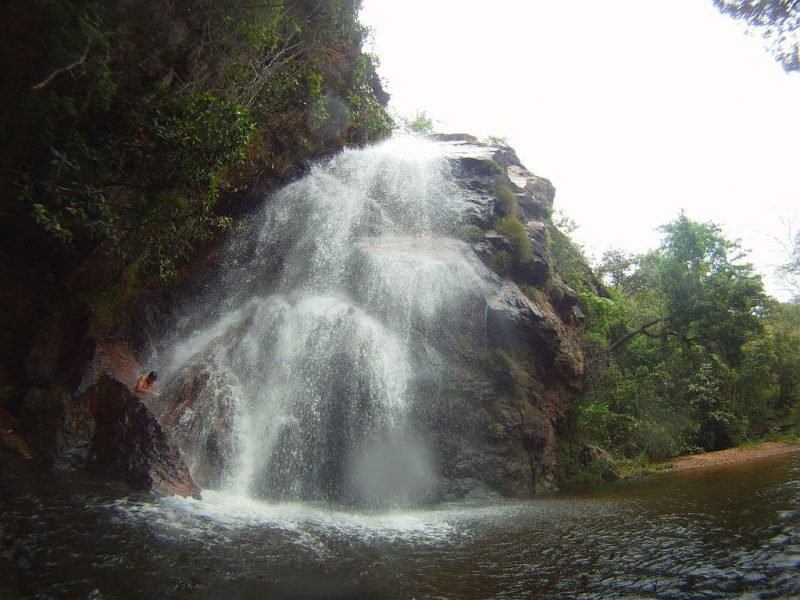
[2, 453, 799, 599]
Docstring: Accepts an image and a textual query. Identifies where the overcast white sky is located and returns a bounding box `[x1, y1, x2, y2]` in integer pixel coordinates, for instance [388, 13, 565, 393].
[360, 0, 800, 300]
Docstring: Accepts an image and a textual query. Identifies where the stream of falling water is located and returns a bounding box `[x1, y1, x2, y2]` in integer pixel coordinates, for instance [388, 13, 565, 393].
[158, 136, 499, 506]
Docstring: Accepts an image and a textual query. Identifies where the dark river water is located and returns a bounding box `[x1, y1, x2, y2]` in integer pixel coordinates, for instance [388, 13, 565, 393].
[2, 452, 799, 599]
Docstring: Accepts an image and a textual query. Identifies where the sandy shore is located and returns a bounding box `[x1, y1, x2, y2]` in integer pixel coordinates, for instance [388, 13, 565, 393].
[659, 440, 800, 474]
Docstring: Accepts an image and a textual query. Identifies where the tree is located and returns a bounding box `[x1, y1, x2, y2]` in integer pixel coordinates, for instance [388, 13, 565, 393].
[778, 229, 800, 299]
[713, 0, 800, 72]
[574, 215, 772, 460]
[657, 214, 766, 365]
[402, 111, 435, 134]
[765, 301, 800, 419]
[597, 248, 635, 289]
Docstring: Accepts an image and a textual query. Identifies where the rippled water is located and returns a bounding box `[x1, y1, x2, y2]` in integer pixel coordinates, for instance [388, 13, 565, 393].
[2, 453, 799, 599]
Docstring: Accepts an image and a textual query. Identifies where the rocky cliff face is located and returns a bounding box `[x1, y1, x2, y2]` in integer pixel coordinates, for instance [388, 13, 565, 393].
[14, 362, 198, 497]
[2, 135, 598, 502]
[426, 135, 589, 496]
[142, 135, 595, 502]
[0, 0, 391, 492]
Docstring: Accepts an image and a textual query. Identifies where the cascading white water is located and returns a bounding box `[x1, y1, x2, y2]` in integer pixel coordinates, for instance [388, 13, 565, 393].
[161, 136, 506, 507]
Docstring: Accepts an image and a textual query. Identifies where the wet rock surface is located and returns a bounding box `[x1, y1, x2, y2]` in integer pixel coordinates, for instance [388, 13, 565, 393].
[3, 137, 596, 502]
[10, 334, 198, 497]
[157, 360, 240, 489]
[430, 139, 593, 496]
[149, 138, 594, 501]
[83, 375, 199, 497]
[0, 407, 33, 459]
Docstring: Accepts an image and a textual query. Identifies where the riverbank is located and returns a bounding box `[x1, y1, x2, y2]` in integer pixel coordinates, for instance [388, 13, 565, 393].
[621, 439, 800, 479]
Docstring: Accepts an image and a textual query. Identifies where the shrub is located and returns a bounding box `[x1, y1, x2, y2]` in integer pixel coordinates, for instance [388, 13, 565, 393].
[141, 91, 256, 187]
[495, 216, 533, 262]
[490, 250, 512, 276]
[496, 184, 518, 218]
[548, 227, 586, 290]
[8, 0, 392, 287]
[403, 110, 434, 134]
[456, 224, 484, 243]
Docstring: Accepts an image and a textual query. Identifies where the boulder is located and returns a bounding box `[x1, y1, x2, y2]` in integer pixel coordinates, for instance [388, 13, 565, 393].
[455, 156, 500, 178]
[580, 444, 619, 482]
[20, 386, 93, 469]
[17, 374, 199, 496]
[548, 281, 580, 313]
[83, 375, 199, 497]
[429, 133, 479, 144]
[511, 255, 549, 286]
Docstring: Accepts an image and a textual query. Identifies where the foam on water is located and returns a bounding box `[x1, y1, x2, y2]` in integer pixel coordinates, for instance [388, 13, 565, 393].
[109, 490, 464, 548]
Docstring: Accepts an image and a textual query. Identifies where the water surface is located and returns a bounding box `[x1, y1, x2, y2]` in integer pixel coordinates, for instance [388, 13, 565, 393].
[2, 453, 799, 599]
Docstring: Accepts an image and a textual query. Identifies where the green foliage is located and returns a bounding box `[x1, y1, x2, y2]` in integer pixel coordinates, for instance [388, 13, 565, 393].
[3, 0, 391, 292]
[403, 110, 435, 135]
[685, 358, 739, 451]
[762, 301, 800, 422]
[485, 135, 509, 146]
[553, 210, 578, 233]
[778, 228, 800, 300]
[495, 184, 518, 218]
[597, 248, 634, 288]
[579, 290, 627, 348]
[455, 224, 484, 243]
[562, 213, 796, 468]
[489, 250, 512, 276]
[548, 227, 586, 290]
[495, 217, 532, 262]
[713, 0, 799, 72]
[657, 213, 766, 365]
[345, 54, 393, 142]
[143, 92, 255, 184]
[555, 439, 616, 485]
[575, 399, 617, 446]
[738, 335, 780, 434]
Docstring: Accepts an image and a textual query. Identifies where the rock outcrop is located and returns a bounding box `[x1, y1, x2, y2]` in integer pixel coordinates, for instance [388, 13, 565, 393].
[13, 336, 198, 497]
[580, 444, 620, 482]
[417, 136, 593, 497]
[83, 375, 200, 497]
[151, 136, 598, 501]
[155, 360, 240, 489]
[2, 135, 601, 503]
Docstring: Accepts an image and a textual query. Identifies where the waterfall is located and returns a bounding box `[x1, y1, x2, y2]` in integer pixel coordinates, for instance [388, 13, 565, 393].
[159, 137, 507, 507]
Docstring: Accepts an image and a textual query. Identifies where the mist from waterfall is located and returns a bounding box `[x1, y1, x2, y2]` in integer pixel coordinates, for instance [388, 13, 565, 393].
[160, 136, 504, 507]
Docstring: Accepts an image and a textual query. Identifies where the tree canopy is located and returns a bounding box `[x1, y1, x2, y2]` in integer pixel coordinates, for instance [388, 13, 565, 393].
[560, 214, 798, 478]
[713, 0, 800, 72]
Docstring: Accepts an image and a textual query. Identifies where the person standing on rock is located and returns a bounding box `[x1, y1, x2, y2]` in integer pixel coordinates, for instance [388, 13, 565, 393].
[135, 370, 159, 397]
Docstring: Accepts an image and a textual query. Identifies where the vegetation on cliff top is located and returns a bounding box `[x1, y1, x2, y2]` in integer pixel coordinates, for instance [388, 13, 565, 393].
[0, 0, 390, 412]
[1, 0, 390, 281]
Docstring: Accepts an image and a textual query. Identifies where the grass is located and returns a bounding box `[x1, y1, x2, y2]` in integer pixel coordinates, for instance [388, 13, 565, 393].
[496, 183, 518, 218]
[761, 429, 800, 444]
[495, 217, 533, 262]
[617, 456, 675, 479]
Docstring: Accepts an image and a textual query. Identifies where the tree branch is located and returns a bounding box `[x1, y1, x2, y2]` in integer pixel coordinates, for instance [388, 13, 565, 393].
[32, 42, 92, 91]
[608, 318, 661, 354]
